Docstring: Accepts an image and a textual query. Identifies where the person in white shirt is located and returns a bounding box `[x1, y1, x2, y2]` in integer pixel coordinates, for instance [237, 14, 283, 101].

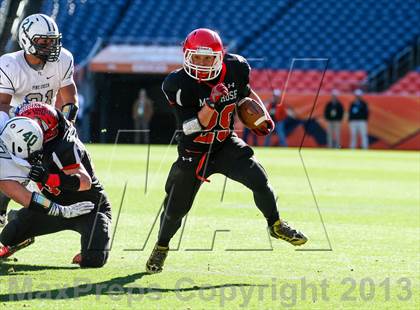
[0, 13, 79, 224]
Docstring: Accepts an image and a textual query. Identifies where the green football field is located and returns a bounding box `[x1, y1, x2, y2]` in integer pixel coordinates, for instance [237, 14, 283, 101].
[1, 145, 419, 309]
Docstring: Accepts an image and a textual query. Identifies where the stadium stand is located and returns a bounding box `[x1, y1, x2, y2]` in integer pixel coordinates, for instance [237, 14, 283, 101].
[41, 0, 128, 64]
[40, 0, 418, 93]
[385, 71, 420, 95]
[249, 69, 367, 93]
[241, 0, 418, 71]
[109, 0, 291, 46]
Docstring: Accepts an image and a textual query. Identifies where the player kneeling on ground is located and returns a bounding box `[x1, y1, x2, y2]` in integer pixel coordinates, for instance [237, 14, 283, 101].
[0, 117, 93, 260]
[0, 103, 112, 268]
[146, 28, 307, 274]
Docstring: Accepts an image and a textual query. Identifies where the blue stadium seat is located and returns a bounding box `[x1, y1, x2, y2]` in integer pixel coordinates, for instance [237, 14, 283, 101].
[39, 0, 418, 74]
[241, 0, 418, 72]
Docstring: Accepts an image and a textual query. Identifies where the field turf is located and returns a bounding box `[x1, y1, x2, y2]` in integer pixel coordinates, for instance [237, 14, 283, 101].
[0, 145, 419, 309]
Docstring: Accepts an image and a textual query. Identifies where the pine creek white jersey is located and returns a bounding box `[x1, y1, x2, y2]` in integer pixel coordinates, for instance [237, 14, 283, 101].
[0, 111, 8, 131]
[0, 143, 31, 185]
[0, 48, 74, 108]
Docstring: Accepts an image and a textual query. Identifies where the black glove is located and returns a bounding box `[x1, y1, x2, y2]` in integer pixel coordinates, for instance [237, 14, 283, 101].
[27, 150, 43, 165]
[29, 163, 49, 183]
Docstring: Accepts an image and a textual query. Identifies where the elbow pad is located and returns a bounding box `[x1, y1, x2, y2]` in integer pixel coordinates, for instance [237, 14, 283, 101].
[182, 117, 203, 135]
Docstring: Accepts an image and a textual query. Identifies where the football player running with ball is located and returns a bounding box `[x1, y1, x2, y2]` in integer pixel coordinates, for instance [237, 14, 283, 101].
[146, 28, 307, 274]
[0, 13, 79, 226]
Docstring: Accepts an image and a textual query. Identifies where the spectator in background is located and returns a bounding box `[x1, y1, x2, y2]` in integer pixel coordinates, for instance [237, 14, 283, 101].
[324, 89, 344, 148]
[264, 89, 288, 147]
[349, 89, 369, 149]
[132, 89, 154, 144]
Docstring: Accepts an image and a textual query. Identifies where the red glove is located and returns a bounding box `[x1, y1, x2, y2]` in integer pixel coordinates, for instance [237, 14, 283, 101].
[252, 118, 275, 136]
[206, 83, 229, 108]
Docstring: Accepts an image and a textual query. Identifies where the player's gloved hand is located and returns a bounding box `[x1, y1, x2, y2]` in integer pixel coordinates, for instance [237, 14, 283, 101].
[252, 118, 275, 136]
[48, 201, 94, 218]
[28, 163, 49, 183]
[29, 192, 94, 218]
[205, 83, 229, 108]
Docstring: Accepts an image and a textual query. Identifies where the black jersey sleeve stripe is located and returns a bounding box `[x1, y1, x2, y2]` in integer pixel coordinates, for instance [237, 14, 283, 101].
[0, 86, 14, 91]
[63, 59, 73, 81]
[0, 68, 15, 91]
[52, 152, 64, 169]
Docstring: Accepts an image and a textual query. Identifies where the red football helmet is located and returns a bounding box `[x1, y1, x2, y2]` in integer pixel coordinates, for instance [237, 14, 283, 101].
[183, 28, 224, 81]
[16, 102, 59, 143]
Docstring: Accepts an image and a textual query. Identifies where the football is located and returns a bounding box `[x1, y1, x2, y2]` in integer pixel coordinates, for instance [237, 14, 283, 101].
[237, 97, 268, 129]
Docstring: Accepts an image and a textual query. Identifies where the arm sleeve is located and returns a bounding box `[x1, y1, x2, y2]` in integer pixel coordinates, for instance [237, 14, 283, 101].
[162, 74, 176, 105]
[162, 72, 200, 128]
[51, 140, 85, 171]
[236, 55, 251, 98]
[0, 57, 16, 95]
[59, 49, 75, 88]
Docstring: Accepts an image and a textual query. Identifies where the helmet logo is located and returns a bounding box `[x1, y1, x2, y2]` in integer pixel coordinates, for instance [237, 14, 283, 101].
[21, 19, 34, 32]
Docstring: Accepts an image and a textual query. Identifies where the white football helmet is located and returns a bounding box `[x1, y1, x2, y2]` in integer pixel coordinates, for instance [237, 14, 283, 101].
[18, 13, 62, 62]
[0, 117, 43, 165]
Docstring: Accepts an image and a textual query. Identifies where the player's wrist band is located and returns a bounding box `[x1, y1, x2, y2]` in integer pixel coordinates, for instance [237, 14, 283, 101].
[183, 117, 203, 135]
[61, 103, 79, 122]
[28, 192, 52, 214]
[45, 172, 80, 191]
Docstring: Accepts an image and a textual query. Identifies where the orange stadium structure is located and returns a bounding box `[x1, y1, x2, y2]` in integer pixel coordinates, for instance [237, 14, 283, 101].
[236, 92, 420, 150]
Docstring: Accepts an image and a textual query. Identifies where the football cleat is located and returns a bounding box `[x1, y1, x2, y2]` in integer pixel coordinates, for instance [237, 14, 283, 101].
[146, 244, 169, 274]
[72, 253, 82, 265]
[0, 238, 35, 259]
[269, 220, 308, 246]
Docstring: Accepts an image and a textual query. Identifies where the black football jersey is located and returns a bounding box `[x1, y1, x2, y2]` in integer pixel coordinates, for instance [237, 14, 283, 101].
[38, 115, 106, 206]
[162, 53, 251, 153]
